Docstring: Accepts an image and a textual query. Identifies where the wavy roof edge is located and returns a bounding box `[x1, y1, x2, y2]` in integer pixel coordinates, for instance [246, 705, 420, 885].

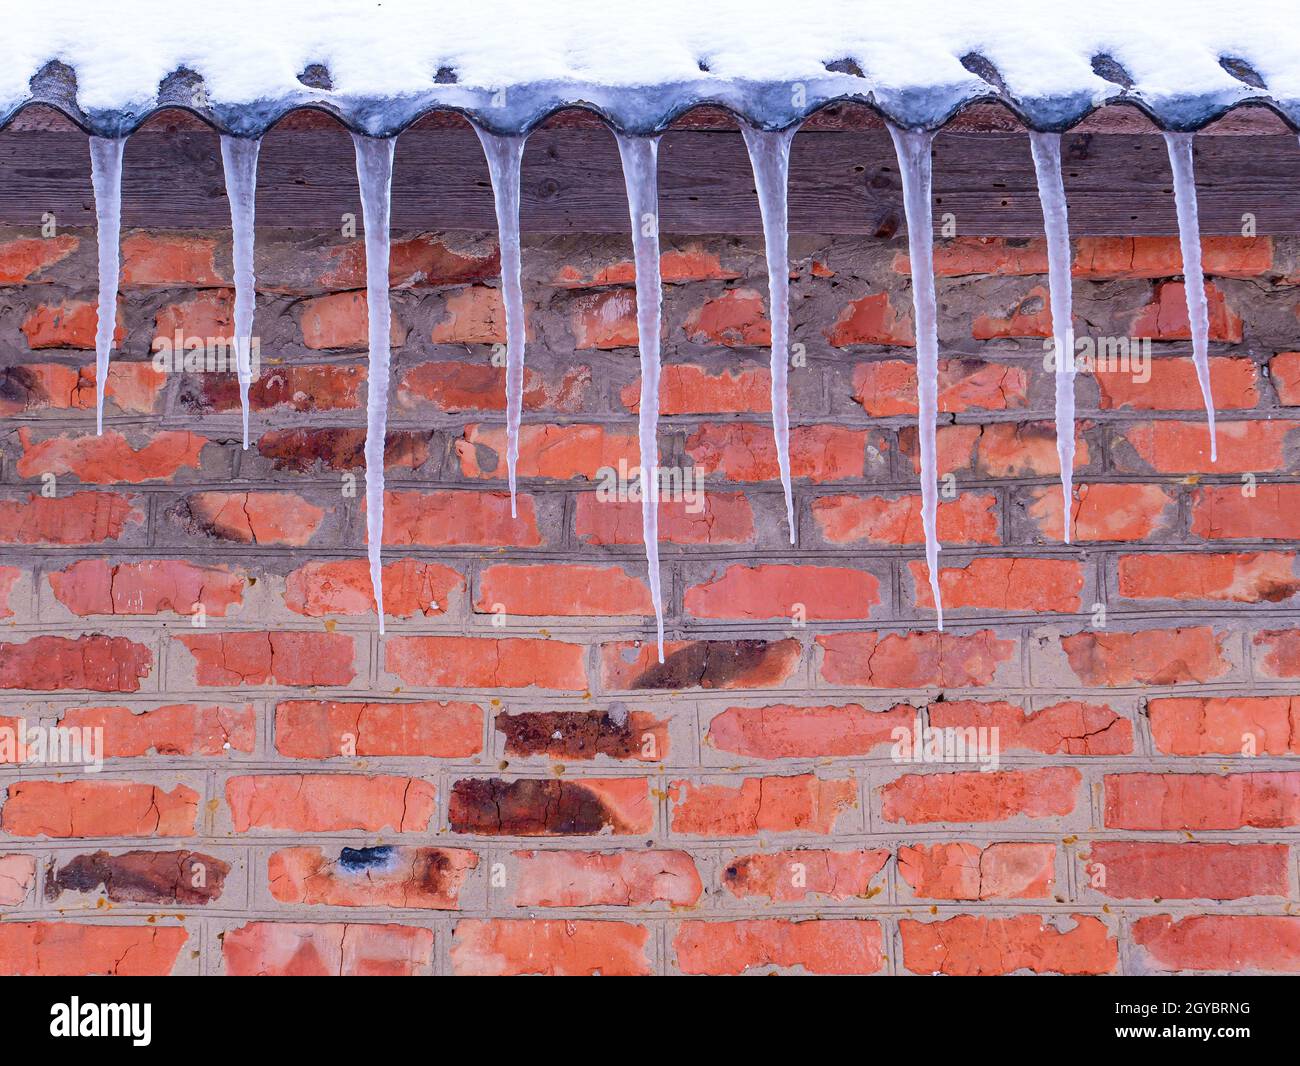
[7, 64, 1300, 138]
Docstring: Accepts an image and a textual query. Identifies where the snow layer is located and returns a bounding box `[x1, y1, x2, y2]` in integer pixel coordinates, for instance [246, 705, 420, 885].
[3, 1, 1298, 124]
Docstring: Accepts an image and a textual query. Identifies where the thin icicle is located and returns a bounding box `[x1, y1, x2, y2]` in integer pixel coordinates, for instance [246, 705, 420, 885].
[1028, 132, 1077, 543]
[615, 133, 665, 662]
[887, 126, 944, 629]
[473, 129, 528, 518]
[1163, 131, 1218, 462]
[351, 134, 396, 634]
[89, 137, 125, 436]
[220, 135, 261, 450]
[740, 123, 798, 544]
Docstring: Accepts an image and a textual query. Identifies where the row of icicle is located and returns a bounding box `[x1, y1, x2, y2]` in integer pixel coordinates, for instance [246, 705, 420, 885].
[83, 122, 1222, 660]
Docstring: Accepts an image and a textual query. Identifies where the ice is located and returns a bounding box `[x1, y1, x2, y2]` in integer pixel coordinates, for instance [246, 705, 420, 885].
[887, 126, 943, 629]
[89, 136, 125, 436]
[1163, 131, 1218, 462]
[352, 134, 396, 633]
[1029, 132, 1077, 540]
[474, 129, 528, 517]
[615, 133, 665, 662]
[220, 135, 261, 450]
[740, 124, 798, 543]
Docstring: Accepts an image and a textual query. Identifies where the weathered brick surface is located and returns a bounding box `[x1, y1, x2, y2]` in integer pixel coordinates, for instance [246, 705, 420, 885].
[1, 218, 1297, 976]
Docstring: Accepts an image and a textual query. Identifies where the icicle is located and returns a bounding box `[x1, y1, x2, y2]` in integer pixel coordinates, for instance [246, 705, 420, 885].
[351, 135, 396, 634]
[1162, 131, 1218, 461]
[740, 123, 799, 544]
[89, 137, 125, 436]
[1029, 132, 1077, 542]
[220, 135, 261, 450]
[614, 133, 665, 662]
[887, 126, 944, 629]
[473, 129, 528, 518]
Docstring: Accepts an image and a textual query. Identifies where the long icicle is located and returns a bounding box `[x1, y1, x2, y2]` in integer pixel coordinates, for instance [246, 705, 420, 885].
[1028, 132, 1077, 542]
[615, 133, 665, 662]
[740, 123, 799, 543]
[352, 134, 396, 634]
[473, 129, 528, 518]
[887, 126, 944, 629]
[1163, 131, 1218, 462]
[89, 137, 126, 436]
[220, 135, 261, 450]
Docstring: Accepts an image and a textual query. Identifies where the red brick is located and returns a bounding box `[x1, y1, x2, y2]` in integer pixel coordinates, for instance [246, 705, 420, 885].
[457, 423, 637, 480]
[0, 855, 36, 905]
[708, 703, 913, 759]
[853, 358, 1029, 415]
[825, 292, 914, 346]
[1149, 695, 1300, 755]
[21, 300, 124, 350]
[451, 919, 650, 976]
[269, 846, 478, 909]
[685, 564, 880, 620]
[16, 428, 206, 484]
[570, 289, 639, 349]
[177, 491, 324, 546]
[920, 420, 1090, 478]
[298, 291, 404, 349]
[668, 775, 856, 835]
[621, 364, 771, 414]
[0, 634, 151, 692]
[274, 700, 483, 759]
[686, 422, 866, 482]
[1096, 357, 1258, 410]
[1192, 484, 1300, 540]
[1060, 627, 1229, 686]
[553, 245, 738, 288]
[812, 492, 1000, 546]
[1132, 281, 1242, 341]
[60, 703, 255, 757]
[1118, 419, 1295, 474]
[575, 491, 754, 545]
[319, 233, 500, 290]
[0, 923, 186, 976]
[1104, 772, 1300, 829]
[600, 638, 801, 691]
[386, 635, 586, 690]
[1254, 629, 1300, 678]
[929, 699, 1132, 755]
[1084, 842, 1288, 900]
[1026, 482, 1175, 542]
[675, 919, 882, 975]
[496, 708, 668, 762]
[430, 285, 533, 344]
[881, 768, 1080, 824]
[1119, 551, 1299, 603]
[477, 563, 651, 616]
[151, 288, 231, 343]
[49, 558, 244, 616]
[256, 427, 429, 474]
[972, 284, 1052, 339]
[902, 914, 1115, 975]
[383, 490, 540, 546]
[1133, 915, 1300, 973]
[284, 558, 461, 618]
[817, 630, 1015, 688]
[721, 849, 889, 901]
[449, 778, 652, 835]
[512, 850, 702, 907]
[912, 557, 1083, 612]
[899, 842, 1056, 899]
[0, 234, 78, 283]
[226, 774, 436, 833]
[0, 492, 142, 544]
[178, 631, 355, 687]
[398, 361, 589, 413]
[1073, 236, 1271, 279]
[1270, 351, 1300, 404]
[2, 781, 197, 837]
[120, 233, 224, 286]
[0, 567, 21, 620]
[0, 361, 161, 416]
[223, 921, 433, 976]
[894, 236, 1047, 277]
[188, 364, 365, 414]
[682, 288, 770, 346]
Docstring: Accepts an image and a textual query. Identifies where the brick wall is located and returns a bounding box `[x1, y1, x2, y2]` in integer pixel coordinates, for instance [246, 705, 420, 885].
[0, 216, 1297, 975]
